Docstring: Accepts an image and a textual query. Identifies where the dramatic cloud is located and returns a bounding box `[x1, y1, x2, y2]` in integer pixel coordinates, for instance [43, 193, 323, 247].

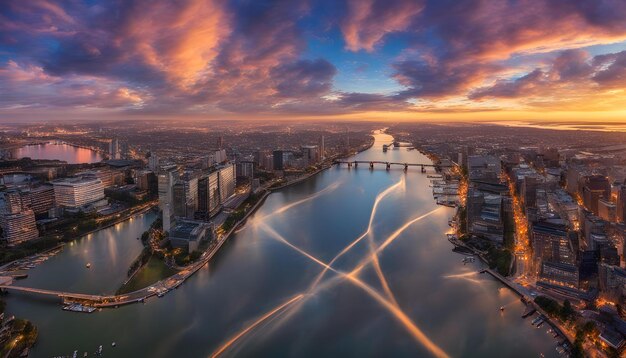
[341, 0, 423, 52]
[2, 0, 626, 120]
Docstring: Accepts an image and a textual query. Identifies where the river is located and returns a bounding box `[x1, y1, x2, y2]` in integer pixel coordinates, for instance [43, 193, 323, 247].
[4, 132, 558, 357]
[13, 142, 103, 164]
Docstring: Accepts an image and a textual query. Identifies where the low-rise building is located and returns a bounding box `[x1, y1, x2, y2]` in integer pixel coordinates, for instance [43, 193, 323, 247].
[169, 220, 212, 252]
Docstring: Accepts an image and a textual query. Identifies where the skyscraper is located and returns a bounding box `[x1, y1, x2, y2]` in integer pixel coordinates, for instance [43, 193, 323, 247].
[319, 135, 325, 160]
[109, 138, 120, 159]
[273, 150, 284, 171]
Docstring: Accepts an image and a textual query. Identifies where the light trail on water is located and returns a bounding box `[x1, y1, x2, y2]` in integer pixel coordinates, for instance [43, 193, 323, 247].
[210, 180, 449, 358]
[251, 181, 342, 225]
[209, 294, 305, 358]
[255, 222, 450, 358]
[349, 207, 444, 277]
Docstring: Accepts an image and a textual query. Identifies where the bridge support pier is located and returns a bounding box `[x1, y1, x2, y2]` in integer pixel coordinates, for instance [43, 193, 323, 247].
[354, 162, 358, 168]
[369, 162, 374, 170]
[348, 162, 352, 168]
[386, 163, 391, 170]
[404, 163, 408, 171]
[421, 165, 425, 173]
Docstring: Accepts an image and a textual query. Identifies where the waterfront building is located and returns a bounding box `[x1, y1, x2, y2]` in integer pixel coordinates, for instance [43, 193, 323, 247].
[236, 161, 255, 179]
[157, 165, 179, 210]
[218, 163, 236, 203]
[531, 221, 577, 267]
[172, 182, 187, 218]
[169, 219, 212, 252]
[301, 145, 320, 166]
[135, 170, 157, 193]
[170, 172, 199, 219]
[0, 191, 39, 245]
[0, 209, 38, 246]
[208, 171, 220, 213]
[77, 168, 124, 188]
[20, 184, 55, 217]
[163, 203, 172, 232]
[468, 155, 501, 183]
[198, 176, 209, 213]
[539, 261, 579, 288]
[52, 176, 105, 209]
[1, 190, 23, 214]
[466, 186, 504, 242]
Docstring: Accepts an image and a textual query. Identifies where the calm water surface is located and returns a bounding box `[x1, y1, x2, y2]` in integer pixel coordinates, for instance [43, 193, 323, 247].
[13, 143, 103, 164]
[5, 133, 559, 357]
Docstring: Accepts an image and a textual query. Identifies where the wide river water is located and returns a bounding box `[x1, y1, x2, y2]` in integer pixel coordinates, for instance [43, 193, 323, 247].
[5, 132, 558, 357]
[13, 142, 103, 164]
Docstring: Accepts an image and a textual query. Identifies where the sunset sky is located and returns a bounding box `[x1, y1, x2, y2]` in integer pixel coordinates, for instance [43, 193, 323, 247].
[2, 0, 626, 122]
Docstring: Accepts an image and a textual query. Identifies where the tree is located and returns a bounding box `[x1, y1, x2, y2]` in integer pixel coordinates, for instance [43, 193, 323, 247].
[561, 299, 575, 321]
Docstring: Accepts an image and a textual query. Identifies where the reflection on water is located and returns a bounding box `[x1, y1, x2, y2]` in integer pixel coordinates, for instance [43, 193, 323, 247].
[13, 142, 103, 164]
[5, 133, 559, 357]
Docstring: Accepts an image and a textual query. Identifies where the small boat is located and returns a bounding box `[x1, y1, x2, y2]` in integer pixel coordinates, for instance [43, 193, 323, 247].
[536, 321, 544, 328]
[500, 306, 505, 311]
[73, 350, 78, 358]
[86, 263, 91, 268]
[112, 342, 116, 347]
[98, 345, 103, 354]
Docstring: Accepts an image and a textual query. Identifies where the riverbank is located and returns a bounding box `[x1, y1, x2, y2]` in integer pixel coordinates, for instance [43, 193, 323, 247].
[0, 202, 157, 269]
[0, 297, 38, 358]
[270, 136, 375, 191]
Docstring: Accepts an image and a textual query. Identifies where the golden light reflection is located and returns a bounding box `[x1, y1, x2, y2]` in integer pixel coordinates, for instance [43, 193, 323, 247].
[209, 294, 305, 358]
[211, 181, 449, 358]
[255, 222, 449, 358]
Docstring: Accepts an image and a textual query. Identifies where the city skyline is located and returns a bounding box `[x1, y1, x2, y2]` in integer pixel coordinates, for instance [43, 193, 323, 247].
[2, 0, 626, 123]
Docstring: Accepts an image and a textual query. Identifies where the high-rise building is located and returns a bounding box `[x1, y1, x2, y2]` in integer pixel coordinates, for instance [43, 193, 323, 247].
[208, 171, 220, 213]
[273, 150, 284, 171]
[109, 138, 120, 160]
[301, 145, 320, 166]
[531, 221, 577, 266]
[583, 175, 610, 215]
[618, 181, 626, 223]
[218, 163, 236, 203]
[236, 161, 255, 179]
[148, 154, 159, 171]
[319, 135, 325, 160]
[158, 165, 179, 210]
[52, 177, 105, 209]
[171, 172, 199, 219]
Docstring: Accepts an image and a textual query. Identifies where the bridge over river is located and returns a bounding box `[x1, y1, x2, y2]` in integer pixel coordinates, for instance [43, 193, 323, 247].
[333, 160, 454, 171]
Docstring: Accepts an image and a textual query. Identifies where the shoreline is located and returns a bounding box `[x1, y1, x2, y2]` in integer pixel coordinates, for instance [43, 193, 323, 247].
[2, 132, 385, 309]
